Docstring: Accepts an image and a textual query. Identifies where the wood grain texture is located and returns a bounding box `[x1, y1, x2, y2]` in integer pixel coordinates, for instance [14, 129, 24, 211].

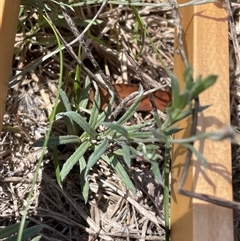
[0, 0, 21, 132]
[171, 2, 233, 241]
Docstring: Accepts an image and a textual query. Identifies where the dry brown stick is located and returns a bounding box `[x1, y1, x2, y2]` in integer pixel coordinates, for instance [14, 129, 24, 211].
[44, 9, 123, 110]
[59, 4, 122, 106]
[43, 12, 104, 88]
[121, 50, 158, 113]
[60, 4, 106, 79]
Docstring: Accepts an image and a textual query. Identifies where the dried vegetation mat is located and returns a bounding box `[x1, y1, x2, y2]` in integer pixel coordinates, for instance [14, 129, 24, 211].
[0, 0, 240, 241]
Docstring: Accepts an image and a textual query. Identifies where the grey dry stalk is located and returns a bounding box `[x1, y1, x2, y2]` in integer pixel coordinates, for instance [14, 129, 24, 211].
[121, 50, 158, 113]
[44, 11, 108, 91]
[59, 4, 122, 107]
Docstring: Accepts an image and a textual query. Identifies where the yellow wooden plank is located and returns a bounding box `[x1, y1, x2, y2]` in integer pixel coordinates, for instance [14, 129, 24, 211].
[0, 0, 21, 132]
[171, 1, 233, 241]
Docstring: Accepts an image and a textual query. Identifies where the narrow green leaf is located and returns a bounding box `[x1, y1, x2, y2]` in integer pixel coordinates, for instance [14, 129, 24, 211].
[191, 75, 217, 99]
[94, 88, 115, 128]
[116, 85, 143, 125]
[183, 67, 194, 90]
[53, 146, 62, 187]
[149, 160, 163, 185]
[151, 129, 167, 143]
[61, 141, 91, 180]
[154, 113, 162, 129]
[85, 138, 108, 176]
[137, 143, 163, 185]
[103, 122, 129, 140]
[79, 156, 89, 203]
[6, 225, 43, 241]
[164, 138, 171, 240]
[102, 154, 136, 194]
[121, 142, 131, 168]
[171, 92, 191, 119]
[73, 47, 82, 106]
[125, 122, 153, 132]
[113, 146, 139, 160]
[129, 4, 146, 57]
[59, 89, 72, 112]
[0, 222, 29, 239]
[32, 135, 80, 147]
[163, 126, 183, 135]
[57, 111, 97, 138]
[78, 76, 91, 110]
[89, 81, 100, 128]
[128, 131, 153, 139]
[169, 105, 210, 126]
[88, 33, 112, 49]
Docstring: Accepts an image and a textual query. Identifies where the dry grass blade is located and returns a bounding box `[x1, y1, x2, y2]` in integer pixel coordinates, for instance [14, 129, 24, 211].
[100, 179, 165, 228]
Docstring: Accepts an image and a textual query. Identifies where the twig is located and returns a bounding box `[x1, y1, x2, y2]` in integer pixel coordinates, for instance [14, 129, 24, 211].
[60, 3, 107, 79]
[44, 8, 122, 107]
[43, 12, 105, 89]
[169, 0, 189, 69]
[61, 3, 122, 105]
[121, 50, 158, 113]
[110, 91, 140, 120]
[66, 0, 108, 47]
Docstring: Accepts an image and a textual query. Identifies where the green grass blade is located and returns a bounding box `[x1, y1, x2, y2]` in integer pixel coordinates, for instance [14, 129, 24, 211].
[0, 222, 29, 239]
[103, 122, 129, 140]
[95, 90, 115, 128]
[33, 135, 80, 147]
[78, 76, 91, 110]
[89, 81, 100, 128]
[116, 85, 143, 125]
[18, 14, 64, 241]
[59, 89, 72, 112]
[120, 142, 131, 168]
[128, 2, 146, 57]
[164, 139, 171, 241]
[53, 146, 62, 187]
[7, 225, 43, 241]
[61, 141, 91, 181]
[79, 156, 89, 203]
[102, 154, 136, 195]
[57, 111, 97, 139]
[85, 138, 109, 176]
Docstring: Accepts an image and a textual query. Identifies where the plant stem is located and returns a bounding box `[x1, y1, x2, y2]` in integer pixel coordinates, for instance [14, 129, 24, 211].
[164, 138, 171, 241]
